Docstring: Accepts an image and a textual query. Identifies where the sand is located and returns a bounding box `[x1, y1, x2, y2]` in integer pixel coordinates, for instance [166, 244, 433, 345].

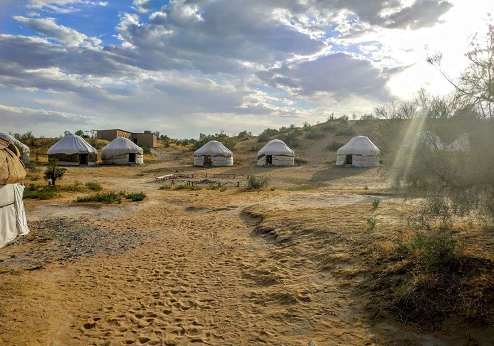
[1, 158, 493, 346]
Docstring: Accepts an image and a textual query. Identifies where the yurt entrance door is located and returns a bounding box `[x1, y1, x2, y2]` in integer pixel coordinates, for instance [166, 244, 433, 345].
[79, 154, 88, 165]
[129, 153, 136, 163]
[204, 155, 212, 165]
[345, 154, 352, 165]
[266, 155, 273, 164]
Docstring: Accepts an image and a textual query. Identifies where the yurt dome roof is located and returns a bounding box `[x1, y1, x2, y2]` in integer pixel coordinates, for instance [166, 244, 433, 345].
[47, 134, 97, 155]
[258, 139, 294, 156]
[194, 141, 232, 157]
[0, 133, 30, 154]
[102, 137, 143, 157]
[337, 136, 380, 156]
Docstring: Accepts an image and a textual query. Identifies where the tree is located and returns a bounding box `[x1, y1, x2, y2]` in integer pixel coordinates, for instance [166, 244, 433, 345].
[427, 20, 494, 119]
[74, 130, 84, 137]
[44, 159, 66, 186]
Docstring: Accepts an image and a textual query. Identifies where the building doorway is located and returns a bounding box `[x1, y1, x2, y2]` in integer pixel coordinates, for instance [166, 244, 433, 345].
[129, 153, 136, 163]
[345, 154, 352, 165]
[266, 155, 273, 164]
[204, 155, 212, 165]
[79, 153, 88, 165]
[133, 138, 138, 144]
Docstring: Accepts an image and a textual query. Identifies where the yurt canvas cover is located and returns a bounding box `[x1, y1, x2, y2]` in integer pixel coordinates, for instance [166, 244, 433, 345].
[102, 137, 144, 165]
[193, 141, 233, 166]
[47, 134, 97, 166]
[257, 139, 294, 166]
[0, 137, 26, 185]
[413, 131, 444, 150]
[448, 133, 470, 152]
[1, 137, 29, 248]
[336, 136, 380, 167]
[0, 133, 30, 162]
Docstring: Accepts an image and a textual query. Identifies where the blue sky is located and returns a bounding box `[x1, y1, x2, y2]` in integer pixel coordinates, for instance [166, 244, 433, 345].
[0, 0, 492, 138]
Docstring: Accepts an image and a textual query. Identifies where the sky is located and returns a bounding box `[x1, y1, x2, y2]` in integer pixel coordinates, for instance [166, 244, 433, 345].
[0, 0, 492, 138]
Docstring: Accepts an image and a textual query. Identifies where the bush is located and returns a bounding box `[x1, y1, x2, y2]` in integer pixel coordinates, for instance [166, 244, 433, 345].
[321, 123, 337, 132]
[159, 185, 170, 190]
[372, 199, 380, 209]
[206, 185, 219, 190]
[85, 182, 102, 191]
[142, 146, 151, 154]
[304, 130, 325, 140]
[248, 175, 269, 189]
[335, 127, 355, 136]
[126, 192, 146, 201]
[326, 141, 344, 151]
[258, 128, 279, 142]
[366, 217, 377, 230]
[220, 187, 227, 192]
[77, 192, 122, 204]
[24, 185, 57, 200]
[407, 231, 462, 271]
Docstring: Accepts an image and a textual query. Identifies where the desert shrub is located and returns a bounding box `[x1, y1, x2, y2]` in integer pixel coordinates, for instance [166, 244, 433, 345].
[302, 122, 311, 131]
[126, 192, 146, 201]
[85, 182, 102, 191]
[366, 217, 377, 230]
[207, 185, 219, 190]
[304, 130, 325, 140]
[24, 162, 40, 172]
[77, 191, 122, 204]
[142, 146, 151, 154]
[406, 231, 463, 271]
[248, 175, 269, 189]
[258, 128, 279, 142]
[326, 141, 344, 151]
[337, 115, 349, 123]
[372, 199, 380, 209]
[44, 159, 66, 185]
[335, 127, 355, 136]
[279, 129, 302, 147]
[220, 187, 227, 192]
[23, 184, 57, 200]
[321, 123, 337, 132]
[249, 143, 263, 152]
[192, 132, 236, 151]
[159, 185, 170, 190]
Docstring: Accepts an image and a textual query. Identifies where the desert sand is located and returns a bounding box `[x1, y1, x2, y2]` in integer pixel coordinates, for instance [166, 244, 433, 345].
[1, 150, 493, 346]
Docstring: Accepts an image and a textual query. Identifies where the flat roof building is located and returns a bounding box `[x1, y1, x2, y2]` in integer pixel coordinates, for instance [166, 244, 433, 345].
[97, 129, 157, 147]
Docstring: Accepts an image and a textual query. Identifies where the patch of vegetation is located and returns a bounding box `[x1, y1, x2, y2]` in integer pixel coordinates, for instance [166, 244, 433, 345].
[44, 159, 66, 185]
[193, 131, 236, 151]
[23, 183, 85, 199]
[175, 185, 202, 190]
[220, 187, 227, 192]
[247, 175, 269, 190]
[326, 141, 344, 151]
[126, 192, 146, 201]
[77, 191, 122, 204]
[159, 185, 170, 190]
[304, 129, 325, 140]
[368, 230, 493, 327]
[258, 128, 279, 143]
[206, 185, 219, 190]
[335, 127, 355, 136]
[294, 157, 308, 165]
[372, 199, 380, 209]
[85, 182, 102, 191]
[366, 217, 377, 230]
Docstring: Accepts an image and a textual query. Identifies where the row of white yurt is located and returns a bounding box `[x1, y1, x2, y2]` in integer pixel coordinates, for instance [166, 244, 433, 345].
[46, 134, 144, 166]
[192, 139, 297, 167]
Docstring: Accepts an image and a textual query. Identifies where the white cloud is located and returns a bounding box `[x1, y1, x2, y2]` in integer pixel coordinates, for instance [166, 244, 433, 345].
[27, 0, 108, 13]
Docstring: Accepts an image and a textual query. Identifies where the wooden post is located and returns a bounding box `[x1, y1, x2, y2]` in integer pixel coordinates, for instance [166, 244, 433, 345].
[237, 182, 240, 187]
[171, 180, 175, 185]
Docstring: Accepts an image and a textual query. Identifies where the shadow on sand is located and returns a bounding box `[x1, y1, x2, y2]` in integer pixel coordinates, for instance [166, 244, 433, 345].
[310, 165, 372, 183]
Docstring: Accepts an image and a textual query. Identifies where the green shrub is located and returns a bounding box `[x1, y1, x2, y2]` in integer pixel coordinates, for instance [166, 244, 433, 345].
[304, 130, 325, 140]
[142, 146, 151, 154]
[126, 192, 146, 201]
[366, 217, 377, 230]
[23, 185, 57, 200]
[258, 128, 279, 142]
[220, 187, 227, 192]
[372, 199, 380, 209]
[407, 231, 463, 270]
[159, 185, 170, 190]
[85, 182, 103, 191]
[248, 175, 269, 189]
[335, 127, 355, 136]
[321, 124, 337, 132]
[207, 185, 219, 190]
[326, 141, 344, 151]
[77, 192, 122, 204]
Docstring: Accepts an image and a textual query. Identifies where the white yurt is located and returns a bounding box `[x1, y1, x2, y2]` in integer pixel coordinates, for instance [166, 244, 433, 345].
[448, 133, 470, 152]
[0, 136, 29, 249]
[336, 136, 380, 167]
[47, 133, 97, 166]
[194, 141, 233, 166]
[413, 131, 444, 150]
[257, 139, 294, 166]
[101, 137, 144, 165]
[0, 133, 30, 163]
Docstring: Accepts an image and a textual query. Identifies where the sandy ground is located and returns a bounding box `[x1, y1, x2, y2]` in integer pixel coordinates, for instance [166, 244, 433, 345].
[1, 157, 493, 346]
